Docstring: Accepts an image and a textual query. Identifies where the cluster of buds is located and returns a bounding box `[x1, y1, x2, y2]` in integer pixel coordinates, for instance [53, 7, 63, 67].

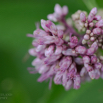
[78, 8, 103, 48]
[27, 4, 103, 90]
[72, 10, 87, 32]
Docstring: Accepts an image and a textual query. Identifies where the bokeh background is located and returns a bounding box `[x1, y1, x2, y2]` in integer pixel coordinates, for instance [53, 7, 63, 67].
[0, 0, 103, 103]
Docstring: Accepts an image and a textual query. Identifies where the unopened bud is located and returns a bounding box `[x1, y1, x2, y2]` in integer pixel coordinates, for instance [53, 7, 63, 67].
[80, 12, 86, 22]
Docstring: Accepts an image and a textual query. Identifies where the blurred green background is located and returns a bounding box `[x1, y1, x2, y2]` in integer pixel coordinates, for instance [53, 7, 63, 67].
[0, 0, 103, 103]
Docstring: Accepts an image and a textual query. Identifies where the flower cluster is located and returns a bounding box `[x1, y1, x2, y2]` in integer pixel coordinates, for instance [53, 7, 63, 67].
[80, 8, 103, 47]
[27, 4, 103, 90]
[72, 10, 87, 32]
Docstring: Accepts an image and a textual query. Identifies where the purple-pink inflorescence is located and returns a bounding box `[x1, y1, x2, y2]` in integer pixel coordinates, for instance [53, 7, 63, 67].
[27, 4, 103, 90]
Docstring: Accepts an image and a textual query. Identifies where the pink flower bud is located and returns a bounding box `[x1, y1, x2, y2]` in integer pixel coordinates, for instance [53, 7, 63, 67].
[57, 30, 64, 38]
[91, 41, 98, 51]
[36, 45, 46, 52]
[90, 33, 94, 36]
[68, 42, 77, 48]
[62, 49, 77, 56]
[100, 56, 103, 61]
[69, 36, 78, 48]
[68, 36, 78, 48]
[53, 12, 61, 20]
[45, 45, 55, 57]
[88, 14, 94, 22]
[41, 19, 57, 34]
[33, 29, 48, 38]
[80, 12, 86, 22]
[83, 56, 90, 64]
[38, 73, 49, 82]
[95, 19, 103, 27]
[65, 79, 73, 90]
[59, 56, 72, 71]
[94, 63, 102, 69]
[32, 40, 39, 47]
[54, 71, 62, 84]
[49, 63, 58, 74]
[62, 71, 67, 86]
[39, 65, 50, 74]
[69, 62, 77, 73]
[90, 37, 95, 42]
[80, 67, 87, 76]
[75, 46, 87, 54]
[29, 48, 36, 56]
[62, 6, 68, 15]
[74, 75, 81, 89]
[89, 22, 94, 27]
[93, 28, 102, 35]
[32, 58, 42, 66]
[44, 54, 61, 65]
[41, 19, 48, 31]
[55, 37, 64, 46]
[54, 4, 62, 15]
[70, 36, 78, 44]
[86, 30, 91, 34]
[84, 64, 93, 72]
[37, 36, 55, 45]
[91, 41, 98, 48]
[89, 70, 95, 79]
[46, 20, 57, 34]
[68, 70, 75, 80]
[74, 57, 83, 65]
[47, 14, 57, 22]
[94, 15, 102, 21]
[56, 25, 65, 30]
[55, 46, 62, 55]
[91, 56, 97, 64]
[87, 42, 98, 55]
[84, 34, 90, 40]
[90, 7, 97, 15]
[86, 48, 95, 55]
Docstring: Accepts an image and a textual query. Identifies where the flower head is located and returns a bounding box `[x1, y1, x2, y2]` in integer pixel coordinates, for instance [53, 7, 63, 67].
[27, 5, 103, 91]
